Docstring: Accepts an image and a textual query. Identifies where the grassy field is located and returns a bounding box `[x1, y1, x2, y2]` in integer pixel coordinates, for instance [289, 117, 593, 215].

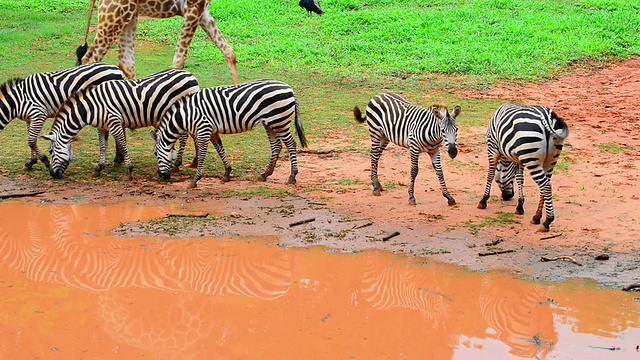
[0, 0, 639, 183]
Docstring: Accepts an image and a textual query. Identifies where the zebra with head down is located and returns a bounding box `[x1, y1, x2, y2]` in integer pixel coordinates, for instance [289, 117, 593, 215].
[478, 102, 569, 232]
[43, 69, 199, 180]
[154, 79, 308, 188]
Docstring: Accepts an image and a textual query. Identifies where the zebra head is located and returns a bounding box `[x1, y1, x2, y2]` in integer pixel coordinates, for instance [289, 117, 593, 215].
[42, 132, 74, 179]
[431, 104, 461, 159]
[153, 128, 177, 180]
[495, 159, 516, 200]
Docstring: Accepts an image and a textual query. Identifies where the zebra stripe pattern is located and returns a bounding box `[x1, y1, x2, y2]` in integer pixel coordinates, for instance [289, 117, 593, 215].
[43, 68, 199, 180]
[155, 79, 308, 188]
[0, 63, 125, 170]
[477, 102, 569, 232]
[353, 93, 461, 205]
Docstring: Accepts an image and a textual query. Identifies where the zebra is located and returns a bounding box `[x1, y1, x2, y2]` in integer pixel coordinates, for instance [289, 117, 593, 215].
[42, 68, 200, 180]
[154, 79, 308, 188]
[477, 102, 569, 232]
[0, 63, 125, 170]
[353, 93, 461, 206]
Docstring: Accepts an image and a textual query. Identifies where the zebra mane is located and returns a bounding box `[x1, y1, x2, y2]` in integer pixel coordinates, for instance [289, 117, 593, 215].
[0, 77, 24, 96]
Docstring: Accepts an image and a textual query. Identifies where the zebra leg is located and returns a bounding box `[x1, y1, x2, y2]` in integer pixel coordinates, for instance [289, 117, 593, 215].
[429, 149, 456, 206]
[280, 132, 300, 185]
[109, 123, 133, 180]
[210, 134, 232, 182]
[408, 146, 420, 205]
[172, 133, 189, 173]
[478, 153, 500, 209]
[110, 131, 126, 167]
[188, 136, 199, 169]
[258, 127, 282, 182]
[527, 165, 555, 231]
[92, 130, 109, 177]
[189, 133, 210, 188]
[24, 116, 48, 170]
[370, 138, 389, 196]
[515, 165, 525, 215]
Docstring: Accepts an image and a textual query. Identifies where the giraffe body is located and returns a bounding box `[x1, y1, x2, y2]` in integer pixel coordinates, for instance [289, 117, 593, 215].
[80, 0, 238, 83]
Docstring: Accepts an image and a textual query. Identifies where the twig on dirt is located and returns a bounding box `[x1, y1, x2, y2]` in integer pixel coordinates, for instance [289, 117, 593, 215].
[381, 231, 400, 242]
[353, 222, 373, 230]
[589, 346, 621, 351]
[622, 283, 640, 292]
[299, 149, 335, 155]
[540, 256, 582, 266]
[165, 213, 209, 218]
[540, 233, 563, 240]
[0, 190, 46, 200]
[289, 218, 316, 227]
[478, 249, 515, 257]
[484, 238, 504, 247]
[308, 202, 327, 206]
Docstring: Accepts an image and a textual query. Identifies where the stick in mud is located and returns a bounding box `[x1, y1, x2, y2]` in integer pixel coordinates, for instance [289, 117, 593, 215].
[289, 218, 316, 227]
[353, 222, 373, 230]
[540, 255, 582, 266]
[0, 190, 46, 200]
[478, 249, 515, 257]
[540, 233, 563, 240]
[165, 213, 209, 218]
[382, 231, 400, 241]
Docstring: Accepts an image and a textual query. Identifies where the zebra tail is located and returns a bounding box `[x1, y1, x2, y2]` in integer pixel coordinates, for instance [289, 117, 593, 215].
[76, 44, 88, 66]
[544, 110, 569, 140]
[295, 101, 308, 148]
[353, 106, 366, 123]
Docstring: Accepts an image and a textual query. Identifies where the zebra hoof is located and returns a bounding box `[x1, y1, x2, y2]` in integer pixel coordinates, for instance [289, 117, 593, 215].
[372, 190, 381, 196]
[221, 176, 231, 183]
[187, 181, 197, 189]
[477, 201, 487, 209]
[23, 164, 34, 172]
[91, 171, 101, 178]
[170, 166, 181, 174]
[286, 176, 296, 185]
[447, 198, 456, 206]
[257, 175, 268, 182]
[537, 225, 550, 233]
[531, 217, 541, 225]
[408, 199, 417, 206]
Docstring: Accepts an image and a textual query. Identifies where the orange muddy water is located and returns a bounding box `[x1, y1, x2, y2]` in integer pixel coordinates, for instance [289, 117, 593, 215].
[0, 200, 638, 360]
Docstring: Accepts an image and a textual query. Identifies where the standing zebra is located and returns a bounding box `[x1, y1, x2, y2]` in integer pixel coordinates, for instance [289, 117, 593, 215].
[0, 63, 125, 170]
[353, 93, 461, 206]
[43, 69, 199, 180]
[154, 79, 308, 188]
[477, 102, 569, 232]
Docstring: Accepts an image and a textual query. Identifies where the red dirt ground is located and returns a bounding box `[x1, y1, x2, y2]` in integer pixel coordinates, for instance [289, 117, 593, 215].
[1, 59, 639, 286]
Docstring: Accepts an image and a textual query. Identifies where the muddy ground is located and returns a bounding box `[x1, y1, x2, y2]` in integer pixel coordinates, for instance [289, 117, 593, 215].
[1, 59, 639, 288]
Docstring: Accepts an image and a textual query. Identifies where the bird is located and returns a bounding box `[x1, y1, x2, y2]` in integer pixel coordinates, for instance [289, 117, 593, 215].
[299, 0, 323, 15]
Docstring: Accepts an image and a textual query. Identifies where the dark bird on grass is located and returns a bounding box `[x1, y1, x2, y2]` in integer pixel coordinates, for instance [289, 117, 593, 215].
[299, 0, 323, 15]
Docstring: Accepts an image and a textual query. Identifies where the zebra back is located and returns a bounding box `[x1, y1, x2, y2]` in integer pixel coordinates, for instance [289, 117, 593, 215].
[0, 63, 124, 131]
[51, 68, 200, 139]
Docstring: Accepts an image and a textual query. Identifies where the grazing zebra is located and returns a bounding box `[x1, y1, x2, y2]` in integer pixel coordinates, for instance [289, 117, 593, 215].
[477, 102, 569, 232]
[154, 79, 308, 188]
[43, 69, 199, 180]
[0, 63, 125, 170]
[353, 93, 461, 206]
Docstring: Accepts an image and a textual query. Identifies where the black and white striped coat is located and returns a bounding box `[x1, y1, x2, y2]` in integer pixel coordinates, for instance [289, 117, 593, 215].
[0, 63, 125, 170]
[154, 79, 308, 188]
[43, 69, 199, 180]
[354, 93, 461, 205]
[477, 102, 569, 232]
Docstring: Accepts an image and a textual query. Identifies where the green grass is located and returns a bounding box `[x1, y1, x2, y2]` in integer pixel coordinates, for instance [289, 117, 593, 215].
[461, 211, 521, 235]
[598, 143, 634, 154]
[1, 0, 639, 181]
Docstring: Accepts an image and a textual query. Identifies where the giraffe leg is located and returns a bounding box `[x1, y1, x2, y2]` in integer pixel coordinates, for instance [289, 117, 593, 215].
[118, 12, 139, 79]
[172, 2, 203, 71]
[83, 0, 136, 71]
[199, 9, 239, 84]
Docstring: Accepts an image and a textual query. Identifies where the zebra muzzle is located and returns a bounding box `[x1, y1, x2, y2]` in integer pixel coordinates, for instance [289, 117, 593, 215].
[447, 145, 458, 159]
[50, 169, 64, 179]
[159, 171, 171, 180]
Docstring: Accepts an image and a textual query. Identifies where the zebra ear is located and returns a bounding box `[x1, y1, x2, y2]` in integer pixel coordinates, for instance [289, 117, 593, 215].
[452, 105, 461, 118]
[430, 105, 446, 120]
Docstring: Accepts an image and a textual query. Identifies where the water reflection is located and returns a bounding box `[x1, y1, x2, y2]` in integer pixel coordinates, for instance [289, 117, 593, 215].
[0, 201, 637, 359]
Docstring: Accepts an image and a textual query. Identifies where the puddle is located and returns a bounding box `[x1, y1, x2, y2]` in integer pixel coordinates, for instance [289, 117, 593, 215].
[0, 201, 638, 359]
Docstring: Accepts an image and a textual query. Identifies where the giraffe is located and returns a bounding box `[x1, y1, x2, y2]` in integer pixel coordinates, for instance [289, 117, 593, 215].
[77, 0, 239, 83]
